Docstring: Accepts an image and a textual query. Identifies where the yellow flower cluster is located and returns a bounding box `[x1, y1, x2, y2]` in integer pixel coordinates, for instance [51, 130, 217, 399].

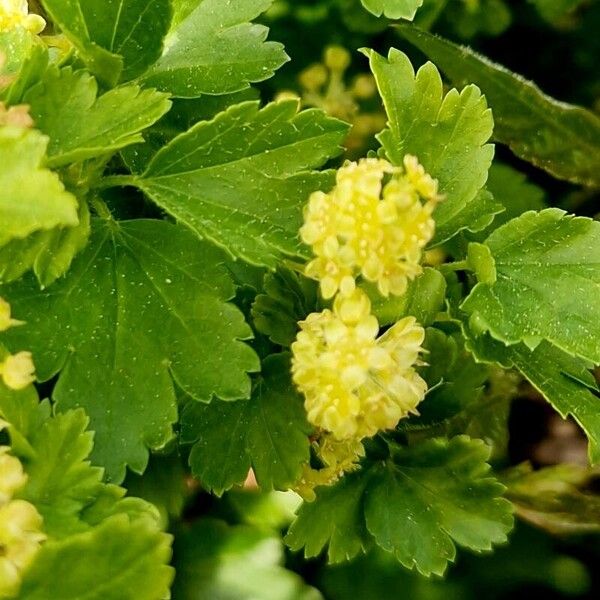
[301, 156, 441, 299]
[0, 447, 45, 597]
[291, 156, 437, 499]
[294, 435, 365, 502]
[292, 289, 427, 441]
[0, 0, 45, 34]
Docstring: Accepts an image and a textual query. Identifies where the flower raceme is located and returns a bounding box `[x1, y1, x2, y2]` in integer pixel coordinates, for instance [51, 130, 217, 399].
[0, 0, 45, 34]
[301, 156, 441, 299]
[294, 435, 365, 502]
[0, 447, 45, 597]
[291, 289, 427, 441]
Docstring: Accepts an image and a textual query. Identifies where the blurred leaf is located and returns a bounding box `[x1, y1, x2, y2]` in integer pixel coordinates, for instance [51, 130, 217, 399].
[361, 0, 423, 20]
[505, 463, 600, 535]
[172, 519, 320, 600]
[0, 28, 48, 103]
[124, 454, 188, 526]
[483, 163, 546, 232]
[0, 200, 90, 288]
[398, 25, 600, 187]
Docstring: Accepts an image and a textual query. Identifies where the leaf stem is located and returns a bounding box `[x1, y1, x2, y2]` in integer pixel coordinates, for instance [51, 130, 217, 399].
[438, 260, 469, 273]
[95, 174, 138, 190]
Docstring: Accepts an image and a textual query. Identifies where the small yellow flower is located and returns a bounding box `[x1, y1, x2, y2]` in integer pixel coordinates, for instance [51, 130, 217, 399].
[0, 447, 27, 504]
[291, 289, 427, 440]
[0, 352, 35, 390]
[301, 156, 441, 299]
[0, 297, 24, 332]
[294, 435, 364, 501]
[0, 0, 45, 34]
[0, 499, 46, 597]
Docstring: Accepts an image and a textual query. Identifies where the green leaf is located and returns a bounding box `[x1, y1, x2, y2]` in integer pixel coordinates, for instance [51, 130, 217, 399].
[1, 219, 258, 481]
[398, 25, 600, 187]
[462, 208, 600, 364]
[505, 463, 600, 535]
[465, 332, 600, 464]
[24, 67, 171, 168]
[136, 100, 348, 267]
[76, 0, 171, 81]
[367, 267, 446, 327]
[182, 354, 310, 494]
[0, 28, 48, 104]
[173, 519, 320, 600]
[0, 127, 78, 247]
[16, 514, 174, 600]
[141, 0, 288, 98]
[17, 409, 104, 538]
[285, 470, 372, 563]
[252, 267, 319, 347]
[40, 0, 123, 87]
[361, 0, 423, 20]
[364, 48, 498, 243]
[0, 200, 90, 287]
[364, 437, 513, 576]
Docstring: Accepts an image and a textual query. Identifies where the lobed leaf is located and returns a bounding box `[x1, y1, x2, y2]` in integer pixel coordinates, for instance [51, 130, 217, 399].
[462, 208, 600, 364]
[141, 0, 288, 98]
[364, 437, 513, 576]
[1, 219, 259, 481]
[182, 354, 311, 495]
[136, 100, 349, 267]
[25, 67, 171, 168]
[398, 24, 600, 187]
[285, 470, 372, 564]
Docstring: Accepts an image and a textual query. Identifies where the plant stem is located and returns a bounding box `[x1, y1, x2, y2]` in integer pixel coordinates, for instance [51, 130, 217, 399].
[438, 260, 469, 273]
[95, 174, 138, 190]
